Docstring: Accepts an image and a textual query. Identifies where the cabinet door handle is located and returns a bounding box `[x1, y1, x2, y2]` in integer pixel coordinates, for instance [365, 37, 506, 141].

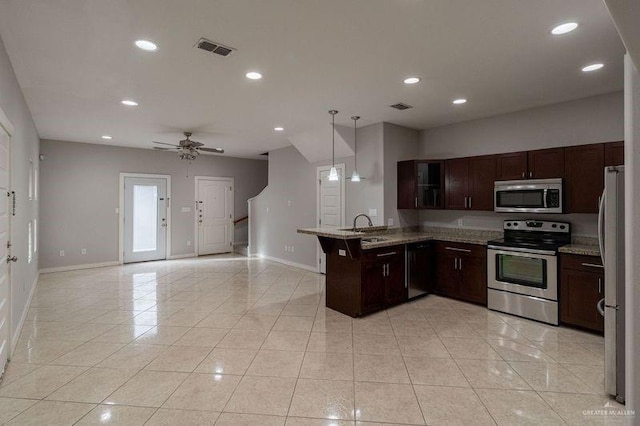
[529, 171, 533, 178]
[598, 277, 602, 294]
[522, 171, 525, 178]
[459, 257, 462, 270]
[415, 197, 418, 208]
[445, 247, 471, 253]
[377, 252, 397, 257]
[382, 264, 386, 277]
[581, 263, 604, 269]
[454, 258, 458, 270]
[468, 197, 472, 209]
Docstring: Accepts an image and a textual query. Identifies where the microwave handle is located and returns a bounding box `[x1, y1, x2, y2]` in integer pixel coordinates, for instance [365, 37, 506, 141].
[543, 189, 548, 208]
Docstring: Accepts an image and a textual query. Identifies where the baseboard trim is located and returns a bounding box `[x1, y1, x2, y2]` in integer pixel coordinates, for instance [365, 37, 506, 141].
[168, 253, 196, 260]
[257, 254, 318, 273]
[39, 261, 120, 274]
[11, 272, 38, 356]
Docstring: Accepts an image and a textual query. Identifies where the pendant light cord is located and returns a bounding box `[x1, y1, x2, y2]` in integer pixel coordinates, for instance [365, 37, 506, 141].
[329, 110, 338, 168]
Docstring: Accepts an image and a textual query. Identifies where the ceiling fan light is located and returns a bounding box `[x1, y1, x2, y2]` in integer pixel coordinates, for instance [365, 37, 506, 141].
[328, 167, 339, 181]
[350, 170, 361, 182]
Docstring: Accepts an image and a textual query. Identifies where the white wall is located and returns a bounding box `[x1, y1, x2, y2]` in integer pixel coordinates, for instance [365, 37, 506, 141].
[0, 35, 40, 349]
[418, 92, 625, 236]
[383, 123, 419, 229]
[420, 91, 623, 159]
[39, 139, 267, 269]
[252, 123, 386, 269]
[624, 54, 640, 416]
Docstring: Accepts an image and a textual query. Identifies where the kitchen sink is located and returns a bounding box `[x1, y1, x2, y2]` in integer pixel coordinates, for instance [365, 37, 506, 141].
[361, 237, 388, 243]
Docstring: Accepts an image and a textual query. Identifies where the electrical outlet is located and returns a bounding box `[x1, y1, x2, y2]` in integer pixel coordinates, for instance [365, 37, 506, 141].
[181, 207, 191, 213]
[368, 208, 377, 217]
[287, 200, 292, 207]
[388, 218, 394, 226]
[457, 218, 464, 227]
[187, 240, 191, 246]
[59, 250, 65, 256]
[291, 246, 295, 252]
[284, 245, 288, 252]
[81, 249, 87, 255]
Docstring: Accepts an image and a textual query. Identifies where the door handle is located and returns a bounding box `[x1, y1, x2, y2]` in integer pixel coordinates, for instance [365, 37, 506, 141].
[597, 298, 605, 317]
[6, 256, 17, 264]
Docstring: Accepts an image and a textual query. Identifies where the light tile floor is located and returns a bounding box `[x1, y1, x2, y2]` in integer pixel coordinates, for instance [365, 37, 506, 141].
[0, 254, 629, 425]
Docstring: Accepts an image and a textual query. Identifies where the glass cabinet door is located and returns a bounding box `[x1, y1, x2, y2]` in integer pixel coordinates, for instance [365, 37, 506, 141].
[417, 161, 443, 208]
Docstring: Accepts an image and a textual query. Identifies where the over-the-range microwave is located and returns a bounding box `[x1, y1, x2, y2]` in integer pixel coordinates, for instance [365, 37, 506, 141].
[494, 178, 563, 214]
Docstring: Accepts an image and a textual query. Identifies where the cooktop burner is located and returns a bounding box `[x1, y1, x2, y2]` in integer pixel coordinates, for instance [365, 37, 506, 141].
[488, 219, 571, 254]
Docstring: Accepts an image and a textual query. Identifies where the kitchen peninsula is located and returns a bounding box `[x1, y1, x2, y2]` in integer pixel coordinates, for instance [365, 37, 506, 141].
[298, 226, 500, 317]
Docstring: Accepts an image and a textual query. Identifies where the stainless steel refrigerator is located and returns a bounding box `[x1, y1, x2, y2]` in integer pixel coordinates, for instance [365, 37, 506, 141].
[598, 165, 625, 403]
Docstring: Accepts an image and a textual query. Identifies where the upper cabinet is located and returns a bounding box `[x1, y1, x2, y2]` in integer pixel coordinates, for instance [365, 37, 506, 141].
[528, 148, 565, 179]
[397, 160, 444, 209]
[565, 143, 604, 214]
[445, 155, 495, 211]
[604, 141, 624, 166]
[399, 140, 621, 213]
[496, 148, 565, 180]
[496, 151, 527, 180]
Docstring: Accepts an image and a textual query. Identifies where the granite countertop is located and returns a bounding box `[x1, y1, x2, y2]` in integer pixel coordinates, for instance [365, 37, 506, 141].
[558, 236, 600, 257]
[298, 226, 503, 249]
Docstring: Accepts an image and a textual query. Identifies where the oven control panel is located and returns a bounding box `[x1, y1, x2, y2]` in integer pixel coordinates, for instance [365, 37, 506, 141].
[503, 220, 570, 233]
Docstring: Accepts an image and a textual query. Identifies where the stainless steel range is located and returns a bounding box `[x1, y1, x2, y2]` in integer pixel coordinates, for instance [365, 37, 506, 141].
[487, 220, 571, 325]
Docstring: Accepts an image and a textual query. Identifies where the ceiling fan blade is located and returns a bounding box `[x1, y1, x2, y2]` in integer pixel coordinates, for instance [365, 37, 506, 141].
[198, 147, 225, 154]
[153, 147, 173, 151]
[190, 141, 204, 147]
[153, 141, 180, 147]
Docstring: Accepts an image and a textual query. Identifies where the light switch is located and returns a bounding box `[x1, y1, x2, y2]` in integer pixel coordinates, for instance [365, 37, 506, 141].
[338, 249, 346, 256]
[287, 200, 292, 207]
[368, 209, 377, 217]
[181, 207, 191, 213]
[115, 208, 119, 214]
[388, 218, 394, 226]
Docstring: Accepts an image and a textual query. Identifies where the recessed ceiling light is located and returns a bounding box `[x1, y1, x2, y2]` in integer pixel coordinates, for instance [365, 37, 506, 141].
[134, 39, 158, 51]
[101, 135, 112, 140]
[551, 22, 579, 35]
[403, 77, 421, 85]
[246, 72, 262, 80]
[581, 63, 604, 72]
[452, 98, 467, 105]
[274, 127, 284, 131]
[121, 100, 138, 106]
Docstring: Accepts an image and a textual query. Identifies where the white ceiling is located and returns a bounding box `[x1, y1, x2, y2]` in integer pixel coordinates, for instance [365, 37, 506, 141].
[0, 0, 625, 160]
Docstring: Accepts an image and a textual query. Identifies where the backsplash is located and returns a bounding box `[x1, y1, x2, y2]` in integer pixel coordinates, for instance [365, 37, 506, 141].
[418, 210, 598, 236]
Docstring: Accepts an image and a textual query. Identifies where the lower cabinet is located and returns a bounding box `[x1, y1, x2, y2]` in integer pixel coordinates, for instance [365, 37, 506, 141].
[435, 242, 487, 305]
[361, 246, 406, 314]
[560, 253, 604, 333]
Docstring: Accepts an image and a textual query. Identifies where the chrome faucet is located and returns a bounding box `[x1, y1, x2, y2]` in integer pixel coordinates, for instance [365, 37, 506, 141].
[352, 214, 373, 231]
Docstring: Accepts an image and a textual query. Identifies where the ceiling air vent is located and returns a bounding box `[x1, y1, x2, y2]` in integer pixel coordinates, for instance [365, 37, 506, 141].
[195, 38, 236, 57]
[390, 103, 413, 111]
[260, 152, 269, 156]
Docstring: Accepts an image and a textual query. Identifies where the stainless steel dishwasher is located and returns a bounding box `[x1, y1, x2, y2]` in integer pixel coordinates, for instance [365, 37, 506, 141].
[405, 242, 434, 300]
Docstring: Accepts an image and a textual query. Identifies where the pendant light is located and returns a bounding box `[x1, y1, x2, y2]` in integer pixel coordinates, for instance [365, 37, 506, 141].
[328, 110, 339, 181]
[348, 116, 363, 182]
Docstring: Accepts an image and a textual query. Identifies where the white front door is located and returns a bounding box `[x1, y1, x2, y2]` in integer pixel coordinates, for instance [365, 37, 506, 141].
[196, 177, 233, 255]
[123, 177, 168, 263]
[317, 164, 345, 273]
[0, 116, 12, 373]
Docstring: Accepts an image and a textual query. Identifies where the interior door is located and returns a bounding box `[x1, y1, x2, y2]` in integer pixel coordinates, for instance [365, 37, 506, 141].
[123, 177, 167, 263]
[197, 178, 233, 255]
[317, 165, 344, 273]
[0, 121, 11, 373]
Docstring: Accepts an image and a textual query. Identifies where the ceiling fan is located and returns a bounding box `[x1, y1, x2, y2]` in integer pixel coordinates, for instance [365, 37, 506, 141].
[153, 132, 224, 161]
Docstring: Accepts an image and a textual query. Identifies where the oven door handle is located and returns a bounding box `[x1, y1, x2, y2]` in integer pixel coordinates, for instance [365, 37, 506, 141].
[487, 245, 556, 257]
[543, 188, 548, 208]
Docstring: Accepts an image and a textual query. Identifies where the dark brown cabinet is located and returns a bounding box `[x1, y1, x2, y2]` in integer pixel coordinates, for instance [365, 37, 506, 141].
[397, 160, 444, 209]
[434, 242, 487, 305]
[565, 144, 604, 213]
[445, 155, 495, 211]
[528, 148, 565, 179]
[496, 151, 528, 180]
[362, 246, 406, 313]
[496, 148, 565, 180]
[605, 141, 624, 166]
[560, 254, 604, 333]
